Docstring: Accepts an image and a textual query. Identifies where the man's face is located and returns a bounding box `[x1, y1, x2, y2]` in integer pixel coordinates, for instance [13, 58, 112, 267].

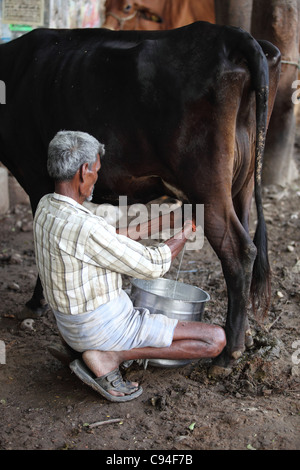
[85, 154, 101, 202]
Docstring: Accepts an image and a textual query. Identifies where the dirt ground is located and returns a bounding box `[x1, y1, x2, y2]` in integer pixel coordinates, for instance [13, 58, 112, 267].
[0, 137, 299, 452]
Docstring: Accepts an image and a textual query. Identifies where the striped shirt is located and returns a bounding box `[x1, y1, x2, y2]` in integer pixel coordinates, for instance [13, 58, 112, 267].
[33, 193, 172, 315]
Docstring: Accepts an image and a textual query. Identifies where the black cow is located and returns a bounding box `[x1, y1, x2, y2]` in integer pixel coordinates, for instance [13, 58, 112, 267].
[0, 22, 280, 374]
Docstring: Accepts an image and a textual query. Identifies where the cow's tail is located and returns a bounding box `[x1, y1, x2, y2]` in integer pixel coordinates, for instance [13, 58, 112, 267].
[235, 29, 272, 319]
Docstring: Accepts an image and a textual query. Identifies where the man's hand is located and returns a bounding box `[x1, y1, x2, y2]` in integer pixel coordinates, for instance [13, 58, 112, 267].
[165, 219, 196, 261]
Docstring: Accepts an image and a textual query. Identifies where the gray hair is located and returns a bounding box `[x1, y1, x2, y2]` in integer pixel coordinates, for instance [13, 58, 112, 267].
[47, 130, 105, 181]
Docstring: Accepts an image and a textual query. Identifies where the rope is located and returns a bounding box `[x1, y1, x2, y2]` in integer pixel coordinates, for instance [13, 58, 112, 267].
[281, 57, 300, 69]
[106, 11, 137, 30]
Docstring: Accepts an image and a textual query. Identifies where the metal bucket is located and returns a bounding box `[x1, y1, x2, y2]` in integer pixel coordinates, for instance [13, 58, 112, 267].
[130, 278, 210, 368]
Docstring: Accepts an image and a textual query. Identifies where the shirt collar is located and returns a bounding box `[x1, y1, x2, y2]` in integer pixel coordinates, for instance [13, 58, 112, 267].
[52, 192, 92, 215]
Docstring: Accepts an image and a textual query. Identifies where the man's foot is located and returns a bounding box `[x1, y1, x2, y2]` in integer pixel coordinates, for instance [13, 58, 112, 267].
[82, 350, 139, 398]
[70, 359, 143, 402]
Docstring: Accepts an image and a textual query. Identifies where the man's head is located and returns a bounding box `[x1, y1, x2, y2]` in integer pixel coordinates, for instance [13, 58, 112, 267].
[47, 130, 105, 181]
[47, 130, 105, 202]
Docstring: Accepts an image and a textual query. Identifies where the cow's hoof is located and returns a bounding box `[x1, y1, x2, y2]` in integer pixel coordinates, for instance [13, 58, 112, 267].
[245, 329, 254, 349]
[16, 304, 48, 320]
[231, 350, 243, 360]
[208, 365, 232, 378]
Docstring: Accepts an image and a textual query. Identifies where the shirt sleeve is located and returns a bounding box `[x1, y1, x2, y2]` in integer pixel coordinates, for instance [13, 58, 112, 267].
[84, 218, 172, 279]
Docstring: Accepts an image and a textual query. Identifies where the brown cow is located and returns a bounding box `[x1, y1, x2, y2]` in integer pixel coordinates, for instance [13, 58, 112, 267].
[0, 23, 280, 374]
[103, 0, 215, 30]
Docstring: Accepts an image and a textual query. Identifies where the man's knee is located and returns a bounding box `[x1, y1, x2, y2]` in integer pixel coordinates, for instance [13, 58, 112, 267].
[211, 326, 226, 357]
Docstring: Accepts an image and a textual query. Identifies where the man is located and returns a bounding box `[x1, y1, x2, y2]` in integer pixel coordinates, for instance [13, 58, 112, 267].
[33, 130, 226, 402]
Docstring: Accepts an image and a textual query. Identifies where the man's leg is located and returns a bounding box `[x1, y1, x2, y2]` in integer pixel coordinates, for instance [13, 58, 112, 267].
[82, 321, 226, 398]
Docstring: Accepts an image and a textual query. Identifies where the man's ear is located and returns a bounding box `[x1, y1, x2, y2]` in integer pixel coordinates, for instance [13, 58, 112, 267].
[79, 162, 90, 182]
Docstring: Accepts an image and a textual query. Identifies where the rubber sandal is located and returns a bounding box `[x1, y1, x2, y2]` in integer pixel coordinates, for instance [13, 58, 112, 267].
[120, 360, 133, 369]
[121, 359, 149, 370]
[69, 359, 143, 402]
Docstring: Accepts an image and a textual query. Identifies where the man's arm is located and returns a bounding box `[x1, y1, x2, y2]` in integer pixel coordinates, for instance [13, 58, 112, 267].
[117, 213, 195, 261]
[116, 207, 183, 241]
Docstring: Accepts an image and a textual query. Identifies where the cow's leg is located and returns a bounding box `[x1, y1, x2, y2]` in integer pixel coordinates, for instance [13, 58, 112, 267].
[17, 276, 48, 319]
[17, 192, 49, 319]
[233, 178, 256, 350]
[204, 198, 257, 374]
[0, 157, 48, 319]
